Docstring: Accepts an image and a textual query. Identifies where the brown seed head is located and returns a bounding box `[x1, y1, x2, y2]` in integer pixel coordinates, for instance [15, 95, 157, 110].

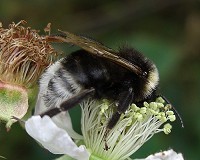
[0, 20, 58, 88]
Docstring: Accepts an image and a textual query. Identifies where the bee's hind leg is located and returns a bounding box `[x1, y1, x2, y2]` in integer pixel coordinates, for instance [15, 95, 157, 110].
[40, 88, 95, 118]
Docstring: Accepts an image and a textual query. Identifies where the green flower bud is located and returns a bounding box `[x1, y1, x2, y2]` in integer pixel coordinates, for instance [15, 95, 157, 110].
[0, 82, 28, 129]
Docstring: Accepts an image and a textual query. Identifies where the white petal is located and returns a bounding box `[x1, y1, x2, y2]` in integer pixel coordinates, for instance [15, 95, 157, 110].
[34, 93, 46, 115]
[25, 116, 90, 160]
[145, 149, 184, 160]
[52, 112, 83, 139]
[34, 95, 82, 139]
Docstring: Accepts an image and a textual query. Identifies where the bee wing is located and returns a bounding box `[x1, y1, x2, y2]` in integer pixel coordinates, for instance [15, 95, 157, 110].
[46, 30, 142, 75]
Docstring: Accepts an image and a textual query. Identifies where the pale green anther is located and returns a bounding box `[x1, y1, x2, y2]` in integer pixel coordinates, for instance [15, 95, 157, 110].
[100, 103, 109, 114]
[80, 99, 176, 160]
[165, 104, 172, 110]
[149, 102, 158, 110]
[130, 104, 136, 110]
[156, 115, 162, 120]
[169, 115, 176, 122]
[165, 123, 172, 129]
[149, 109, 158, 115]
[140, 107, 147, 114]
[157, 102, 164, 108]
[160, 112, 166, 117]
[99, 110, 103, 115]
[161, 116, 167, 123]
[163, 123, 172, 134]
[164, 128, 171, 134]
[100, 116, 106, 123]
[126, 119, 133, 126]
[133, 113, 138, 119]
[166, 111, 174, 115]
[156, 97, 165, 103]
[143, 101, 149, 108]
[131, 104, 140, 111]
[134, 113, 143, 121]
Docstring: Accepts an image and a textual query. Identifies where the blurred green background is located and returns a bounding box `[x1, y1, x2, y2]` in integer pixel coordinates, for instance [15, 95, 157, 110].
[0, 0, 200, 159]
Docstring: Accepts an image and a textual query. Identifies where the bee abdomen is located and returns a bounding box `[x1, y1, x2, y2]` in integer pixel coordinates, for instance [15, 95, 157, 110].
[40, 60, 82, 108]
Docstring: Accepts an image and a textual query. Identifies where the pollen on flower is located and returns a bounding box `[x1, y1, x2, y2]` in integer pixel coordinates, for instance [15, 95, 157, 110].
[169, 115, 176, 122]
[140, 107, 147, 114]
[163, 123, 172, 134]
[157, 102, 164, 108]
[80, 97, 177, 160]
[131, 103, 140, 111]
[100, 99, 109, 115]
[156, 96, 165, 103]
[134, 112, 144, 121]
[149, 102, 158, 110]
[166, 110, 174, 115]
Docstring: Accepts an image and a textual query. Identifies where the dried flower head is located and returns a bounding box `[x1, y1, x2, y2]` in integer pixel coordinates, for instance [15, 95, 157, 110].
[0, 20, 58, 88]
[0, 20, 58, 129]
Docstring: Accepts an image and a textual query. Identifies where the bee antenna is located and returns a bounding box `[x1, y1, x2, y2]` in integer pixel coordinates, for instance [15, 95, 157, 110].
[160, 95, 184, 128]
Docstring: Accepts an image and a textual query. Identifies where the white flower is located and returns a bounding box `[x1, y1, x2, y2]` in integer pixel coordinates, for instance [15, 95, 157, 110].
[25, 97, 179, 160]
[144, 149, 184, 160]
[25, 115, 90, 160]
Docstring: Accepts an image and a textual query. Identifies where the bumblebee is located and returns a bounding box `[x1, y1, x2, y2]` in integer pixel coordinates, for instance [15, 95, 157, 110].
[37, 31, 162, 133]
[36, 31, 184, 150]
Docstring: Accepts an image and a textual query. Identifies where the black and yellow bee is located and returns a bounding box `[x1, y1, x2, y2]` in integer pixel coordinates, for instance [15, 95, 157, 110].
[36, 31, 182, 142]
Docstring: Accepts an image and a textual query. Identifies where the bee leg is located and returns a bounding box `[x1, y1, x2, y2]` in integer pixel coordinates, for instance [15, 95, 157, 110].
[104, 88, 134, 150]
[40, 88, 95, 118]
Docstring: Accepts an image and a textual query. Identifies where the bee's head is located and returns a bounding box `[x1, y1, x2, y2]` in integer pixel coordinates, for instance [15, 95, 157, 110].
[141, 63, 159, 99]
[118, 46, 159, 101]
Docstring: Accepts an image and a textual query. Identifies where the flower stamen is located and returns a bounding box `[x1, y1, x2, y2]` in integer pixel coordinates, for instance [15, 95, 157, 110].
[80, 97, 176, 160]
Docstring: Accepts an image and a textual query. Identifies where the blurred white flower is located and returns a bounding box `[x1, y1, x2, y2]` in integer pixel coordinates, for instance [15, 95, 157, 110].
[25, 97, 180, 160]
[144, 149, 184, 160]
